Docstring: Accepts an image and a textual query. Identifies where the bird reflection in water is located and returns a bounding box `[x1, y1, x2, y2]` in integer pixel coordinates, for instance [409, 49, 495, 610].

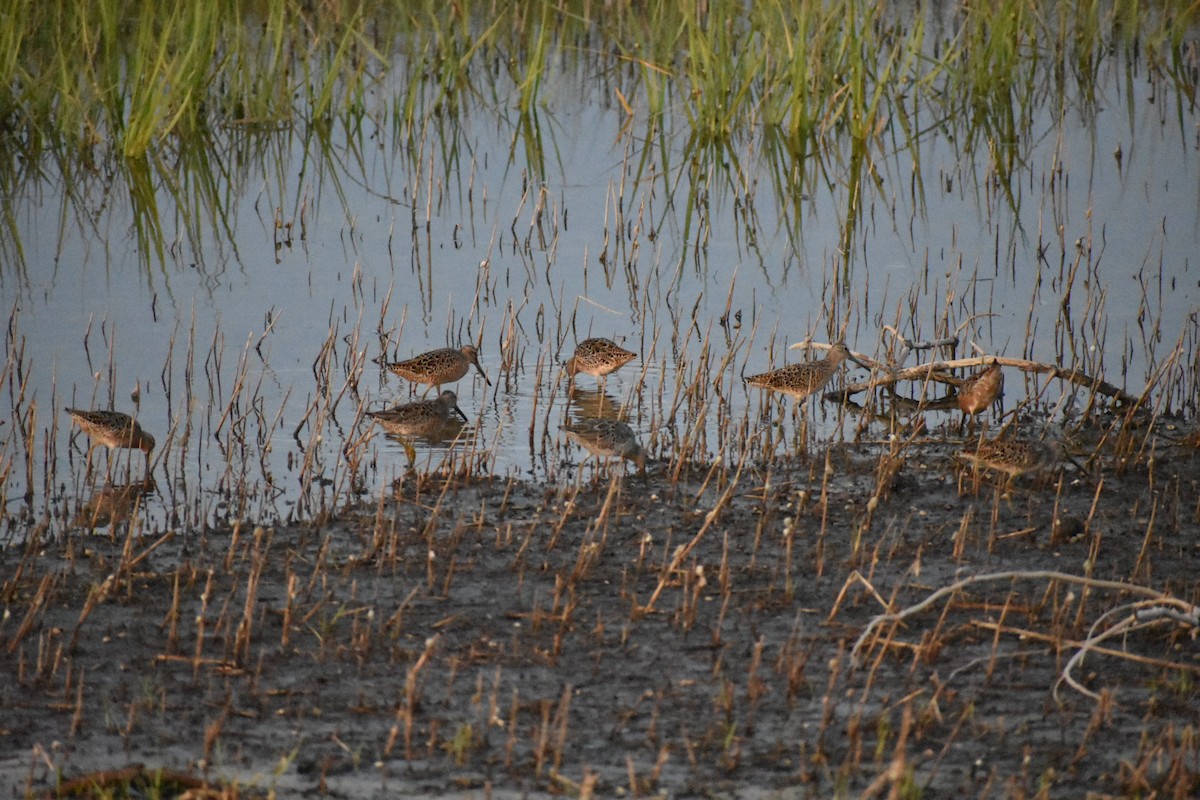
[73, 477, 157, 531]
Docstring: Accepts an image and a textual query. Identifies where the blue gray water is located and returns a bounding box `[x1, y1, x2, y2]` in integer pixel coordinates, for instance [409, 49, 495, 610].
[3, 45, 1197, 536]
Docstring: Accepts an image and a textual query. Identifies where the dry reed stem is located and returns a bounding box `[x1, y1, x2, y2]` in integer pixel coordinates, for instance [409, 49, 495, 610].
[636, 442, 749, 617]
[826, 570, 895, 623]
[192, 569, 216, 681]
[162, 570, 182, 652]
[68, 575, 118, 651]
[550, 682, 572, 772]
[4, 574, 57, 654]
[384, 633, 439, 758]
[856, 701, 913, 799]
[233, 528, 269, 664]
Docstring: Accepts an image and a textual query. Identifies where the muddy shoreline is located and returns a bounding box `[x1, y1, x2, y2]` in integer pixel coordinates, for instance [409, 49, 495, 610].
[3, 438, 1199, 798]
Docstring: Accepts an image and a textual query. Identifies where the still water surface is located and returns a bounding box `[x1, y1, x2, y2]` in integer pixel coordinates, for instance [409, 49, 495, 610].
[3, 45, 1198, 536]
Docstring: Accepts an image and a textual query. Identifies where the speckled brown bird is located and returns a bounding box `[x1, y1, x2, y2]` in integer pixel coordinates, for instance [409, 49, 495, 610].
[955, 437, 1066, 490]
[565, 338, 638, 383]
[379, 345, 490, 393]
[366, 390, 469, 437]
[73, 477, 157, 529]
[65, 408, 156, 474]
[744, 342, 851, 402]
[956, 360, 1004, 416]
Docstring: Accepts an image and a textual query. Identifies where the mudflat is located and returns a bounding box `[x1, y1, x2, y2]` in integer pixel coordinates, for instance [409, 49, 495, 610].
[3, 436, 1199, 798]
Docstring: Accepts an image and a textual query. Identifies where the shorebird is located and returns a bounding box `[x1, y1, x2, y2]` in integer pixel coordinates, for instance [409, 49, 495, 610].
[379, 345, 491, 394]
[365, 390, 469, 437]
[955, 436, 1076, 492]
[65, 408, 156, 476]
[744, 342, 852, 402]
[957, 438, 1056, 478]
[565, 338, 637, 384]
[955, 360, 1004, 416]
[560, 417, 646, 474]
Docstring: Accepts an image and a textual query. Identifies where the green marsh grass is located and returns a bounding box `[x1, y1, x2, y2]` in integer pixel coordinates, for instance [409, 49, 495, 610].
[3, 0, 1196, 275]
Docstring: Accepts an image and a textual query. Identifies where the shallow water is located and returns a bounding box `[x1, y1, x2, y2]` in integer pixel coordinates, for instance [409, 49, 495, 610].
[3, 33, 1198, 538]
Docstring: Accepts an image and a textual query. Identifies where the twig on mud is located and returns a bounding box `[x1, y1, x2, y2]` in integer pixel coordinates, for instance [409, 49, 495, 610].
[968, 622, 1200, 676]
[849, 570, 1200, 706]
[825, 570, 896, 623]
[1055, 600, 1200, 703]
[942, 649, 1045, 686]
[849, 570, 1190, 664]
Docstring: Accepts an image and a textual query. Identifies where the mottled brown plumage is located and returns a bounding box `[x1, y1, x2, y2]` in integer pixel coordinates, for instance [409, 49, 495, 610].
[956, 360, 1004, 415]
[73, 478, 157, 529]
[956, 437, 1061, 483]
[380, 345, 490, 392]
[744, 342, 851, 401]
[565, 338, 638, 381]
[366, 390, 469, 437]
[66, 408, 155, 473]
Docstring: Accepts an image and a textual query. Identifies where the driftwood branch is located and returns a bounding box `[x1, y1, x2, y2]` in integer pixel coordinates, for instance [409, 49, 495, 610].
[1054, 600, 1200, 703]
[849, 570, 1191, 664]
[848, 570, 1199, 706]
[878, 324, 963, 366]
[785, 336, 1141, 409]
[839, 354, 1138, 406]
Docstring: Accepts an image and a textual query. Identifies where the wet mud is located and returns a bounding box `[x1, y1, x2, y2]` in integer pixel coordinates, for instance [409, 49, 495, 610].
[3, 433, 1200, 798]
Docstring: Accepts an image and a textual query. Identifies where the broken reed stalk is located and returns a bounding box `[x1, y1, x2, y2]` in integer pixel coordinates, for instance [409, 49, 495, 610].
[120, 530, 173, 575]
[857, 701, 914, 799]
[4, 574, 57, 655]
[278, 574, 296, 650]
[163, 570, 182, 652]
[383, 585, 421, 637]
[233, 527, 270, 664]
[192, 569, 216, 682]
[636, 439, 750, 617]
[813, 451, 833, 577]
[383, 634, 439, 758]
[69, 575, 118, 651]
[582, 474, 622, 547]
[826, 564, 942, 629]
[69, 667, 85, 737]
[533, 697, 552, 777]
[546, 485, 580, 551]
[550, 682, 572, 773]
